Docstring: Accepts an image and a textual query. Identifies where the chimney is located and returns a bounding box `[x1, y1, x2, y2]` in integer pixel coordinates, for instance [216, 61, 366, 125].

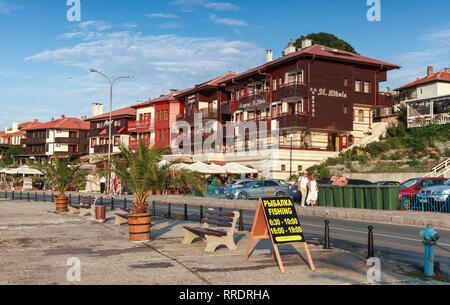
[427, 66, 434, 77]
[12, 122, 18, 132]
[92, 103, 103, 117]
[265, 50, 273, 63]
[284, 39, 296, 56]
[170, 89, 178, 95]
[301, 38, 313, 49]
[61, 115, 65, 119]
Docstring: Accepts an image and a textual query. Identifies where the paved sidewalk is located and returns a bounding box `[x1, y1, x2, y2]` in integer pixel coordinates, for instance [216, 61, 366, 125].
[0, 200, 447, 285]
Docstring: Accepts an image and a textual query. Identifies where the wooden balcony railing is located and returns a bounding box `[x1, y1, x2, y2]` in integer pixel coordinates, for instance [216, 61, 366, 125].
[54, 137, 79, 144]
[128, 119, 154, 132]
[129, 139, 152, 150]
[238, 91, 269, 109]
[275, 83, 308, 100]
[93, 144, 114, 154]
[21, 138, 46, 145]
[275, 112, 308, 129]
[376, 93, 394, 107]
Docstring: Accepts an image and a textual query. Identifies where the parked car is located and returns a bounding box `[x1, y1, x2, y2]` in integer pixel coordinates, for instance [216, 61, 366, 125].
[33, 180, 45, 190]
[234, 180, 294, 200]
[347, 179, 374, 186]
[316, 179, 332, 185]
[399, 177, 448, 209]
[375, 181, 401, 186]
[223, 179, 256, 199]
[420, 179, 450, 206]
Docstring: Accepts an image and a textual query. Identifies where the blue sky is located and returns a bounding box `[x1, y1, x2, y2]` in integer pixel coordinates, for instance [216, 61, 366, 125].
[0, 0, 449, 127]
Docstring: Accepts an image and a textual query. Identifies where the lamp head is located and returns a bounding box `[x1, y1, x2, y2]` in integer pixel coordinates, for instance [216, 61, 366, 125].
[90, 69, 98, 73]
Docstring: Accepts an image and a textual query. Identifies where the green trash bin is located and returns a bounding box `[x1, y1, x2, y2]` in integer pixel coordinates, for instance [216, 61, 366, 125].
[332, 187, 344, 208]
[371, 186, 383, 210]
[343, 186, 356, 209]
[363, 186, 372, 210]
[317, 186, 326, 207]
[355, 186, 365, 209]
[324, 186, 334, 207]
[382, 186, 400, 211]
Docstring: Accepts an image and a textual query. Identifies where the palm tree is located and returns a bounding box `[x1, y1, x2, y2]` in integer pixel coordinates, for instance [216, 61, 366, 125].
[32, 157, 87, 199]
[112, 141, 170, 213]
[171, 169, 206, 195]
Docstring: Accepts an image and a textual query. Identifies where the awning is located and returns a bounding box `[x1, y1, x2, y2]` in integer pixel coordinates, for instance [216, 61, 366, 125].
[223, 163, 258, 174]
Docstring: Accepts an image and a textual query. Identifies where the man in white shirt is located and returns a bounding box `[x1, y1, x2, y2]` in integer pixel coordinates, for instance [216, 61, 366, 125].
[297, 171, 309, 207]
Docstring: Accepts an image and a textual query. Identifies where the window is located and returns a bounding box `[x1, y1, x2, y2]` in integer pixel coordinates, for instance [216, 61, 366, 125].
[344, 105, 348, 115]
[281, 165, 286, 171]
[273, 79, 277, 91]
[344, 78, 348, 87]
[165, 110, 169, 120]
[355, 80, 361, 92]
[157, 111, 160, 121]
[114, 136, 120, 146]
[298, 165, 303, 172]
[91, 138, 97, 148]
[358, 110, 364, 122]
[364, 81, 371, 93]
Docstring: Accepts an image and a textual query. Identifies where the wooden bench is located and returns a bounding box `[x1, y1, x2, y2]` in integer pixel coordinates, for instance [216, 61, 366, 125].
[114, 209, 130, 226]
[68, 196, 98, 217]
[182, 209, 240, 253]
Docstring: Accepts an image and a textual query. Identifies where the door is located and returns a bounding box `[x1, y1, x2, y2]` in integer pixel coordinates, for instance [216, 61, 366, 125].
[248, 181, 264, 199]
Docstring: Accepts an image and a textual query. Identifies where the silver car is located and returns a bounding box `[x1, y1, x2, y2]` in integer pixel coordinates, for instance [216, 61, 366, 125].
[234, 180, 294, 200]
[223, 179, 255, 199]
[420, 179, 450, 204]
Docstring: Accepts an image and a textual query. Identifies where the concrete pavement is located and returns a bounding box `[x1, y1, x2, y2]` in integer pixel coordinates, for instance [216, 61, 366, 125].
[0, 199, 447, 285]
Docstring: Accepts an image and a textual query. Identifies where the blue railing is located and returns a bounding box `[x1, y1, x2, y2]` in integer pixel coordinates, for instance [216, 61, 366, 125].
[399, 193, 449, 213]
[207, 186, 300, 201]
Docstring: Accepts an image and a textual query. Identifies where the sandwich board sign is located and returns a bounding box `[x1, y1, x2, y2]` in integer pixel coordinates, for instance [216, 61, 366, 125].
[244, 197, 315, 274]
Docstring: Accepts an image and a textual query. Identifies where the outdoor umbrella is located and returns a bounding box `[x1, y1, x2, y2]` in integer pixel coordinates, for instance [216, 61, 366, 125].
[223, 163, 258, 174]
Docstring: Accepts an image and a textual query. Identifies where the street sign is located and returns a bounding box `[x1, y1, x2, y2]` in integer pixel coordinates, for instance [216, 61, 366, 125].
[244, 197, 315, 274]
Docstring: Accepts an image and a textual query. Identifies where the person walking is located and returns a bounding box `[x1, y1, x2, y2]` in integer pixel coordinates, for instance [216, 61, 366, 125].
[307, 175, 319, 207]
[297, 171, 309, 207]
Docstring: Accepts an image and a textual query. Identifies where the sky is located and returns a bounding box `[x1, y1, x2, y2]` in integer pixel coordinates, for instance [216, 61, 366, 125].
[0, 0, 449, 127]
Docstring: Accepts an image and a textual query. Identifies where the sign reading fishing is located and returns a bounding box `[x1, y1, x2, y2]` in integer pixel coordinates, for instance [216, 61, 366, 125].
[261, 198, 306, 244]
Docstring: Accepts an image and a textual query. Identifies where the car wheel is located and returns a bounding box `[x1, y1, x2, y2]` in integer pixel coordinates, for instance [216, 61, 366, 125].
[237, 192, 247, 200]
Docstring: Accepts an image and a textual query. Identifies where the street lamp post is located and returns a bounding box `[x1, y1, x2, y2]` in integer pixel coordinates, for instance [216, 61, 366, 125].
[289, 134, 294, 179]
[90, 69, 133, 194]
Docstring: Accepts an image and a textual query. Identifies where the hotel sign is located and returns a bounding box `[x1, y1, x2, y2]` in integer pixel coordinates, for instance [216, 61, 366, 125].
[312, 87, 348, 99]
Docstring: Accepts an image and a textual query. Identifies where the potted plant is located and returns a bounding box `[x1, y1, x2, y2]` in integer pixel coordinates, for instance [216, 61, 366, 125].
[32, 157, 87, 213]
[112, 141, 170, 242]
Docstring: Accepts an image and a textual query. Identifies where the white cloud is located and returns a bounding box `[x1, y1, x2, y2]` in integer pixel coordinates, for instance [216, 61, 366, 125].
[77, 21, 112, 32]
[146, 13, 180, 19]
[0, 0, 21, 15]
[171, 0, 240, 11]
[209, 14, 247, 27]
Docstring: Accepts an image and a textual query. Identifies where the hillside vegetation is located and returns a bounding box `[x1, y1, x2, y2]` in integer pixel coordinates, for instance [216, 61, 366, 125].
[295, 106, 450, 181]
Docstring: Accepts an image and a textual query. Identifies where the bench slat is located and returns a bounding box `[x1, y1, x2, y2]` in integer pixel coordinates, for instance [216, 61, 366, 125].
[203, 218, 232, 228]
[184, 226, 227, 237]
[205, 210, 234, 217]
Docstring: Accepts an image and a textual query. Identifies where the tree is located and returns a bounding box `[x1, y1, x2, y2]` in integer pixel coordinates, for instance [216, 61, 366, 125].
[0, 146, 25, 167]
[294, 32, 357, 54]
[32, 157, 87, 198]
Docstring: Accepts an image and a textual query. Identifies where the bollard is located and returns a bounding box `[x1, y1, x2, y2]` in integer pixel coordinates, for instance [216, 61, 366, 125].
[239, 209, 244, 231]
[4, 191, 7, 199]
[12, 191, 14, 200]
[19, 191, 22, 200]
[69, 194, 72, 204]
[35, 192, 37, 201]
[324, 220, 331, 250]
[367, 225, 375, 259]
[152, 201, 156, 216]
[78, 195, 81, 205]
[51, 193, 54, 203]
[111, 197, 115, 210]
[43, 192, 45, 202]
[168, 203, 172, 219]
[420, 225, 440, 277]
[124, 197, 127, 210]
[27, 192, 30, 201]
[184, 204, 188, 221]
[200, 206, 203, 223]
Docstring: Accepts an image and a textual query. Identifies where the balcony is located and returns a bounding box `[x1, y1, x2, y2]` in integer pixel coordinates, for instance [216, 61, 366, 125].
[55, 137, 79, 144]
[408, 113, 450, 128]
[238, 91, 269, 110]
[129, 138, 152, 150]
[128, 119, 154, 132]
[177, 109, 219, 123]
[21, 138, 46, 145]
[275, 83, 308, 101]
[89, 126, 122, 137]
[376, 93, 394, 107]
[275, 112, 308, 129]
[93, 144, 114, 154]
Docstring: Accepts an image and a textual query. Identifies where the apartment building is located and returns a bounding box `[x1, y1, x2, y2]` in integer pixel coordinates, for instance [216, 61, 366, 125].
[0, 120, 41, 146]
[85, 103, 136, 156]
[17, 116, 89, 163]
[396, 66, 450, 128]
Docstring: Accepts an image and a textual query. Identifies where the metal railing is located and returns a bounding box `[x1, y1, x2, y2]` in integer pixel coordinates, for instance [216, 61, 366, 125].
[399, 193, 449, 213]
[207, 186, 299, 201]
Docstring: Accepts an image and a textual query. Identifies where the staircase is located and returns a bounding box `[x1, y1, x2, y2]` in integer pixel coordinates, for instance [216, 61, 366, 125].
[424, 158, 450, 178]
[352, 122, 390, 149]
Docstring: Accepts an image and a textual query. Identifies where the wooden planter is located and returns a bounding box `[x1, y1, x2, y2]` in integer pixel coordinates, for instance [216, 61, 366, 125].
[95, 206, 106, 223]
[155, 190, 161, 195]
[55, 197, 68, 213]
[128, 213, 151, 242]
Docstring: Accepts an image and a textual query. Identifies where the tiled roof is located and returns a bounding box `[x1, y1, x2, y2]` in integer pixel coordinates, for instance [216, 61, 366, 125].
[396, 71, 450, 91]
[174, 72, 238, 97]
[85, 106, 136, 121]
[222, 44, 399, 82]
[132, 88, 190, 109]
[24, 117, 90, 130]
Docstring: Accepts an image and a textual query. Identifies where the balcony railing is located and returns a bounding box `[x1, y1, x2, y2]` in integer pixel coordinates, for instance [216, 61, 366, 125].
[275, 83, 308, 100]
[128, 119, 154, 132]
[89, 126, 122, 137]
[275, 112, 308, 129]
[376, 93, 394, 107]
[129, 139, 152, 150]
[177, 109, 219, 122]
[408, 113, 450, 128]
[55, 137, 79, 144]
[21, 138, 46, 145]
[93, 144, 114, 154]
[238, 91, 268, 109]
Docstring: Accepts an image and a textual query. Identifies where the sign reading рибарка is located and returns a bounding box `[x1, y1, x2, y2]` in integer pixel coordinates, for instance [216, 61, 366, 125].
[261, 197, 306, 245]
